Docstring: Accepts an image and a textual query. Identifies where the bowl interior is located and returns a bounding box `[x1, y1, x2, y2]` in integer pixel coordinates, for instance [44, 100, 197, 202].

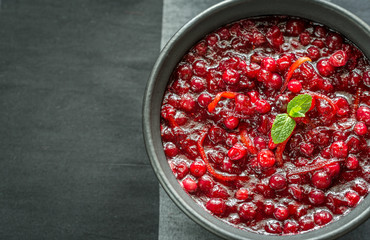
[143, 0, 370, 239]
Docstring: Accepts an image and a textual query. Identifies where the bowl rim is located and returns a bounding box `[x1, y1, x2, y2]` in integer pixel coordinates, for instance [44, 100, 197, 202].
[143, 0, 370, 239]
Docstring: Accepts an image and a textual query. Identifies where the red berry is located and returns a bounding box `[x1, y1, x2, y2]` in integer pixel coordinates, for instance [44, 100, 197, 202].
[312, 170, 332, 189]
[267, 73, 282, 89]
[345, 155, 359, 170]
[189, 76, 206, 92]
[206, 198, 227, 216]
[274, 205, 289, 220]
[298, 215, 315, 231]
[326, 32, 343, 50]
[262, 57, 277, 72]
[286, 19, 305, 36]
[356, 106, 370, 125]
[235, 188, 251, 201]
[163, 142, 178, 157]
[177, 64, 192, 80]
[190, 160, 207, 177]
[345, 191, 360, 207]
[329, 50, 348, 67]
[228, 143, 247, 160]
[284, 220, 299, 234]
[239, 202, 257, 220]
[308, 189, 326, 205]
[258, 149, 276, 168]
[224, 116, 240, 130]
[264, 201, 275, 216]
[269, 174, 287, 190]
[317, 59, 335, 77]
[265, 220, 283, 234]
[192, 60, 207, 76]
[182, 177, 198, 193]
[255, 99, 271, 114]
[288, 80, 302, 93]
[197, 93, 212, 107]
[330, 141, 348, 158]
[314, 210, 333, 226]
[222, 68, 240, 85]
[198, 175, 214, 193]
[354, 122, 368, 135]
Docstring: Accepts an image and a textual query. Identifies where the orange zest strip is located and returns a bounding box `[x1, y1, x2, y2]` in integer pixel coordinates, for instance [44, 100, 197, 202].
[281, 57, 312, 93]
[197, 129, 249, 182]
[240, 130, 258, 155]
[275, 138, 288, 167]
[287, 159, 345, 177]
[352, 87, 362, 116]
[307, 91, 338, 114]
[208, 91, 238, 113]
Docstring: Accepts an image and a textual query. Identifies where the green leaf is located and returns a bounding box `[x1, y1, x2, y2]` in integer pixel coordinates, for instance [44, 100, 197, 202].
[287, 94, 313, 118]
[271, 113, 296, 144]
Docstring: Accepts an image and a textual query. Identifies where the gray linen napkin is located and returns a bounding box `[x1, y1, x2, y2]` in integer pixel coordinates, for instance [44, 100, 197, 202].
[158, 0, 370, 239]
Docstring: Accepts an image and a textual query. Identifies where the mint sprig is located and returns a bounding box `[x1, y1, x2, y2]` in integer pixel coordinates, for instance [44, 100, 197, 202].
[271, 94, 313, 144]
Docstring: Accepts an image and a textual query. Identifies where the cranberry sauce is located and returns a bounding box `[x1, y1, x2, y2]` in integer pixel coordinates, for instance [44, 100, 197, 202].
[160, 16, 370, 235]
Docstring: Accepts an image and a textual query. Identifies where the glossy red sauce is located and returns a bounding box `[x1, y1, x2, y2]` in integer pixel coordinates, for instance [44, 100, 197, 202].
[160, 16, 370, 235]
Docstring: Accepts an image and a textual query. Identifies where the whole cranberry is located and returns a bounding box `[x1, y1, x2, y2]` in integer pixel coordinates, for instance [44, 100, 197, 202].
[356, 106, 370, 125]
[198, 175, 214, 193]
[314, 210, 333, 226]
[192, 60, 207, 76]
[255, 99, 271, 114]
[274, 205, 289, 221]
[300, 142, 315, 157]
[164, 142, 178, 157]
[258, 149, 276, 168]
[329, 50, 348, 67]
[299, 32, 311, 46]
[308, 189, 326, 205]
[254, 136, 267, 150]
[288, 185, 305, 201]
[288, 80, 302, 93]
[206, 198, 227, 216]
[228, 143, 247, 160]
[174, 162, 189, 179]
[264, 201, 275, 216]
[317, 59, 335, 77]
[354, 122, 368, 135]
[239, 202, 257, 220]
[209, 185, 229, 199]
[363, 70, 370, 87]
[324, 162, 341, 178]
[224, 116, 240, 130]
[226, 133, 238, 147]
[190, 160, 207, 177]
[286, 19, 305, 36]
[330, 141, 348, 158]
[284, 220, 299, 234]
[345, 155, 359, 170]
[235, 188, 251, 201]
[312, 170, 332, 189]
[197, 93, 212, 107]
[208, 126, 226, 144]
[262, 57, 277, 72]
[269, 174, 287, 190]
[307, 46, 321, 61]
[265, 220, 283, 234]
[277, 54, 293, 71]
[267, 73, 282, 89]
[257, 68, 272, 83]
[245, 63, 261, 78]
[298, 215, 315, 231]
[182, 178, 198, 193]
[180, 94, 196, 112]
[222, 68, 240, 85]
[177, 64, 192, 80]
[326, 32, 343, 50]
[345, 191, 360, 207]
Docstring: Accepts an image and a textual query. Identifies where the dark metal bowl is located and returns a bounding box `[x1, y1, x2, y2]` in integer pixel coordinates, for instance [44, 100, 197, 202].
[143, 0, 370, 239]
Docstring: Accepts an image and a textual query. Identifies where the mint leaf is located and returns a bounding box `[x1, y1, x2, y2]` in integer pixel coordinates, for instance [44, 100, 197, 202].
[271, 113, 296, 144]
[287, 94, 313, 118]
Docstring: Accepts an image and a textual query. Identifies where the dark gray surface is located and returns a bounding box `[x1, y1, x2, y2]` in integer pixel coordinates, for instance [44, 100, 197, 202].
[0, 0, 162, 239]
[158, 0, 370, 239]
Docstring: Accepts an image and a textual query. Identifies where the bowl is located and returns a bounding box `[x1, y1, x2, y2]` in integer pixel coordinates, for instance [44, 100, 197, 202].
[143, 0, 370, 239]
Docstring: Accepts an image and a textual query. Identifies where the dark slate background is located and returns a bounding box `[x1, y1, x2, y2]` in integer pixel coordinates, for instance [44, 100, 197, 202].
[0, 0, 162, 239]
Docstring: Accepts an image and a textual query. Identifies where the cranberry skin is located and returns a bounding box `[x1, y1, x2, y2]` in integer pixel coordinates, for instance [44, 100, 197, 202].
[288, 185, 305, 201]
[257, 68, 272, 83]
[177, 64, 192, 80]
[226, 133, 238, 147]
[258, 149, 276, 168]
[245, 63, 261, 78]
[312, 170, 332, 189]
[234, 94, 252, 113]
[208, 126, 226, 144]
[239, 202, 257, 220]
[314, 210, 333, 226]
[317, 59, 335, 77]
[274, 205, 289, 221]
[180, 94, 196, 112]
[299, 32, 311, 46]
[298, 215, 315, 231]
[267, 73, 282, 89]
[307, 46, 321, 61]
[286, 19, 305, 36]
[206, 198, 227, 216]
[235, 188, 251, 201]
[197, 93, 212, 107]
[326, 32, 343, 50]
[164, 142, 178, 157]
[300, 143, 314, 157]
[354, 122, 368, 135]
[324, 162, 341, 178]
[262, 57, 277, 72]
[189, 76, 206, 92]
[224, 116, 239, 130]
[174, 162, 189, 179]
[254, 136, 267, 150]
[345, 155, 359, 170]
[198, 175, 214, 193]
[353, 181, 369, 196]
[356, 106, 370, 125]
[264, 201, 275, 216]
[269, 174, 287, 190]
[329, 50, 348, 67]
[265, 220, 283, 234]
[284, 220, 299, 234]
[190, 160, 206, 177]
[182, 177, 198, 193]
[255, 99, 271, 114]
[228, 143, 247, 160]
[345, 191, 360, 207]
[192, 60, 207, 76]
[308, 189, 326, 205]
[222, 68, 240, 85]
[330, 141, 348, 158]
